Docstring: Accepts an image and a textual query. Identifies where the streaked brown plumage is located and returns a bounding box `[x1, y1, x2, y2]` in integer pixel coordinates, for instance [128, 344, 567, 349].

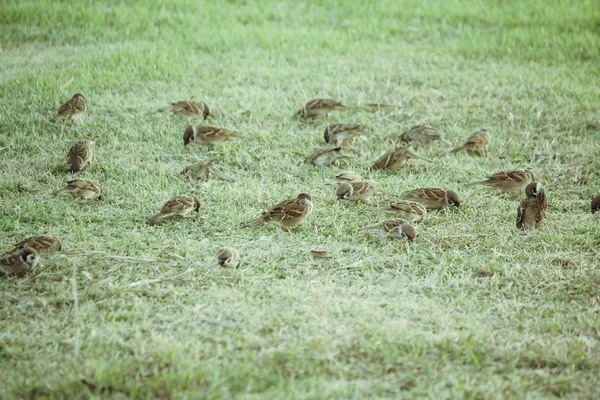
[67, 139, 93, 172]
[216, 248, 240, 267]
[451, 129, 490, 156]
[54, 179, 102, 200]
[360, 218, 417, 242]
[297, 99, 347, 119]
[0, 247, 39, 276]
[466, 169, 535, 193]
[11, 235, 62, 255]
[308, 146, 352, 166]
[371, 145, 432, 170]
[399, 124, 451, 147]
[516, 182, 547, 230]
[52, 93, 86, 123]
[242, 193, 313, 231]
[180, 159, 233, 181]
[397, 187, 461, 210]
[592, 194, 600, 214]
[335, 171, 362, 183]
[147, 194, 201, 225]
[159, 100, 211, 120]
[335, 181, 377, 203]
[323, 123, 374, 146]
[385, 200, 427, 223]
[183, 124, 245, 146]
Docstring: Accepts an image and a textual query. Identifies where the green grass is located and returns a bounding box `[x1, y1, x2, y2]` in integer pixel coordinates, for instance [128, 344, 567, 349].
[1, 0, 600, 398]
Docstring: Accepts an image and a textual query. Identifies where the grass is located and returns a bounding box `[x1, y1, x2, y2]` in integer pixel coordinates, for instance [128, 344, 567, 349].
[1, 0, 600, 398]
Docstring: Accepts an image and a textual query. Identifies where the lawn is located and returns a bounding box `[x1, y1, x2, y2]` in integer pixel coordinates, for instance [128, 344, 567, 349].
[1, 0, 599, 398]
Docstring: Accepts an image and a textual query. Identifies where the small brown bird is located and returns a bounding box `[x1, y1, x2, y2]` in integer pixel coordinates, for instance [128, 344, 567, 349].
[67, 139, 93, 172]
[466, 169, 535, 193]
[335, 171, 363, 183]
[147, 194, 201, 225]
[323, 123, 374, 146]
[242, 193, 313, 231]
[310, 250, 332, 259]
[336, 181, 378, 203]
[592, 194, 600, 214]
[159, 100, 211, 120]
[385, 200, 427, 223]
[371, 145, 432, 170]
[308, 146, 352, 167]
[180, 159, 233, 181]
[11, 235, 62, 255]
[399, 124, 451, 147]
[183, 124, 245, 146]
[360, 219, 417, 242]
[0, 247, 39, 276]
[451, 129, 490, 156]
[54, 179, 102, 200]
[517, 182, 548, 230]
[216, 248, 240, 267]
[297, 99, 347, 119]
[51, 93, 86, 123]
[397, 187, 461, 210]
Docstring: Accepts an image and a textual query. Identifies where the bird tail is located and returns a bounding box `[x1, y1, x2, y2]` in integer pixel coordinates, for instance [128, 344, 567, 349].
[212, 168, 234, 182]
[450, 145, 465, 153]
[52, 187, 66, 196]
[413, 153, 433, 163]
[464, 180, 484, 187]
[147, 213, 168, 226]
[157, 106, 173, 113]
[238, 217, 263, 229]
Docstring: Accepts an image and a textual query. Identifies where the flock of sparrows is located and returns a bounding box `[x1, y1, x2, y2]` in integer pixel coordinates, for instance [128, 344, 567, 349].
[2, 94, 599, 276]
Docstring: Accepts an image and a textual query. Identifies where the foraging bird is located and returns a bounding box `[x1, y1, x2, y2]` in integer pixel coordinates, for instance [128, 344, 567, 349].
[335, 171, 363, 183]
[397, 187, 461, 210]
[67, 139, 93, 172]
[323, 123, 374, 146]
[51, 93, 86, 123]
[360, 219, 416, 242]
[335, 181, 378, 203]
[54, 179, 102, 200]
[297, 99, 347, 119]
[216, 248, 240, 267]
[0, 247, 39, 276]
[183, 124, 245, 146]
[159, 100, 211, 120]
[180, 159, 233, 181]
[451, 129, 490, 156]
[371, 145, 432, 170]
[11, 235, 62, 255]
[147, 194, 201, 226]
[241, 193, 313, 231]
[308, 146, 352, 167]
[592, 194, 600, 214]
[399, 124, 451, 147]
[516, 182, 548, 230]
[385, 200, 427, 223]
[466, 169, 536, 193]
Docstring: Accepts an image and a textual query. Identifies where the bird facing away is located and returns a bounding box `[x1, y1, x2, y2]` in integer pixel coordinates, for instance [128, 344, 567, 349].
[451, 129, 490, 156]
[52, 93, 86, 123]
[336, 181, 378, 203]
[159, 100, 211, 120]
[335, 171, 363, 183]
[297, 99, 347, 119]
[466, 169, 536, 193]
[0, 247, 39, 276]
[516, 182, 548, 230]
[592, 194, 600, 214]
[67, 139, 93, 172]
[385, 200, 427, 224]
[54, 179, 102, 200]
[397, 187, 461, 210]
[308, 146, 352, 167]
[147, 194, 201, 226]
[216, 248, 240, 268]
[371, 145, 432, 170]
[11, 235, 62, 255]
[242, 193, 313, 231]
[183, 124, 245, 146]
[360, 219, 417, 242]
[180, 159, 234, 181]
[323, 124, 374, 146]
[399, 124, 451, 147]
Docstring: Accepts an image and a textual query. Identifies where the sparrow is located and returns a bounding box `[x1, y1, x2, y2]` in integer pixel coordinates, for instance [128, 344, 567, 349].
[53, 179, 102, 200]
[336, 181, 377, 203]
[371, 145, 432, 170]
[297, 99, 347, 119]
[360, 219, 416, 242]
[451, 129, 490, 156]
[335, 171, 363, 183]
[67, 139, 93, 172]
[516, 182, 548, 230]
[397, 187, 461, 210]
[147, 194, 201, 225]
[216, 248, 240, 267]
[592, 194, 600, 214]
[466, 169, 536, 193]
[11, 235, 62, 255]
[158, 100, 211, 120]
[323, 123, 374, 146]
[183, 124, 245, 146]
[0, 247, 39, 276]
[180, 159, 234, 181]
[385, 200, 427, 223]
[310, 250, 332, 259]
[51, 93, 86, 123]
[399, 124, 451, 147]
[308, 146, 352, 167]
[241, 193, 313, 231]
